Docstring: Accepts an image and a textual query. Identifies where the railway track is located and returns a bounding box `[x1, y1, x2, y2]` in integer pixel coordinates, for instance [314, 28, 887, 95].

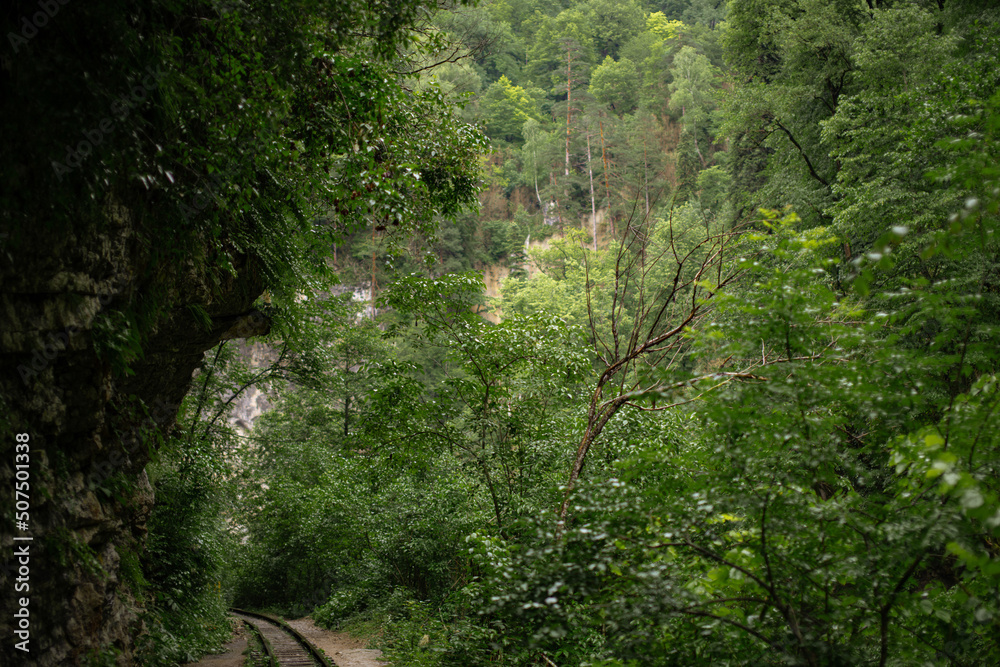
[231, 607, 334, 667]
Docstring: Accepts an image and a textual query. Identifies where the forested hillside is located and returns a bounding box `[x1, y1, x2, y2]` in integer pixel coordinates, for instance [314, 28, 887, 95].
[216, 1, 1000, 665]
[2, 1, 998, 666]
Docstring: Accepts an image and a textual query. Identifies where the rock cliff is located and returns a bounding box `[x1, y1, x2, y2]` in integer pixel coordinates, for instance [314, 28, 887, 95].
[0, 214, 268, 665]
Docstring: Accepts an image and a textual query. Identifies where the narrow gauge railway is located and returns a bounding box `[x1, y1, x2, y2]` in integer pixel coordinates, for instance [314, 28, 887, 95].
[231, 607, 334, 667]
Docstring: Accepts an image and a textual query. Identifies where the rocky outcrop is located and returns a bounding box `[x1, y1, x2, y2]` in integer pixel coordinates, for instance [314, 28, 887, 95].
[0, 212, 268, 666]
[226, 341, 279, 434]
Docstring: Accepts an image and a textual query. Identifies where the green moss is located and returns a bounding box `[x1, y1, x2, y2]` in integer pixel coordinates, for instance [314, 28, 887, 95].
[45, 528, 105, 579]
[118, 543, 148, 593]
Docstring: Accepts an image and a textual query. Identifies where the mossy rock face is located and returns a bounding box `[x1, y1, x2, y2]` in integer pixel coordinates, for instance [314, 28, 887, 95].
[0, 117, 268, 667]
[0, 199, 266, 666]
[0, 27, 274, 652]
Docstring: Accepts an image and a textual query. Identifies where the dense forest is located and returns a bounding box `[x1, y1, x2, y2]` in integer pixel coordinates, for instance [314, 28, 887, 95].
[1, 0, 998, 666]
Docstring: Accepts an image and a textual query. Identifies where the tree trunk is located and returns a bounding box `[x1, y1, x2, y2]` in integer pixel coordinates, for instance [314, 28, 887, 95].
[558, 391, 627, 524]
[643, 138, 650, 217]
[565, 47, 572, 178]
[586, 132, 597, 251]
[533, 148, 543, 209]
[370, 220, 377, 320]
[344, 394, 351, 437]
[600, 120, 614, 238]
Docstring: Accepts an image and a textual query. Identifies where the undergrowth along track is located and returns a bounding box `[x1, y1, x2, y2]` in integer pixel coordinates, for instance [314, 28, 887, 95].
[231, 607, 334, 667]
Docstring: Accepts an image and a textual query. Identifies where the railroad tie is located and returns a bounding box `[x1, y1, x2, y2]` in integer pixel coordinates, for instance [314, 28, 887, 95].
[232, 610, 331, 667]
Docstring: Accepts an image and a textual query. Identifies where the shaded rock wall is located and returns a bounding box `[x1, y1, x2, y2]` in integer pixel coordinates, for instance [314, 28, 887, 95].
[0, 214, 268, 665]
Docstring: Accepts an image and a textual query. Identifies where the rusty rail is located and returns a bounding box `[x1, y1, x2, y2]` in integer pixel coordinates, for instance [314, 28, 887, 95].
[231, 607, 334, 667]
